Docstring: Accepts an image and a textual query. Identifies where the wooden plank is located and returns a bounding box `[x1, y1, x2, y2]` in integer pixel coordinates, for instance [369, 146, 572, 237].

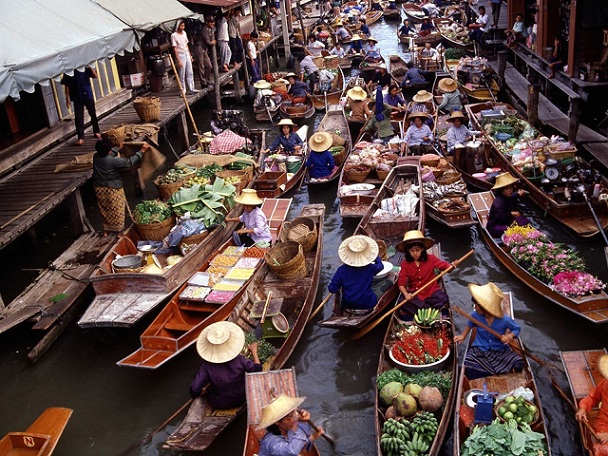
[78, 292, 168, 327]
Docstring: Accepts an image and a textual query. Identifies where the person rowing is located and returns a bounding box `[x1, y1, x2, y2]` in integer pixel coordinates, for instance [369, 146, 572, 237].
[576, 354, 608, 451]
[267, 119, 303, 155]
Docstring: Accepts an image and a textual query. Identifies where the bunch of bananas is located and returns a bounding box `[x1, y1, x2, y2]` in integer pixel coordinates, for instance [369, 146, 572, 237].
[381, 419, 409, 456]
[411, 411, 438, 442]
[414, 308, 441, 327]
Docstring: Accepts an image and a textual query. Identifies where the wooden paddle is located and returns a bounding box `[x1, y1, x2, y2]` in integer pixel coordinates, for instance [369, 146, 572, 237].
[350, 249, 474, 340]
[260, 291, 273, 324]
[576, 172, 608, 265]
[306, 418, 336, 447]
[550, 377, 600, 442]
[308, 293, 334, 322]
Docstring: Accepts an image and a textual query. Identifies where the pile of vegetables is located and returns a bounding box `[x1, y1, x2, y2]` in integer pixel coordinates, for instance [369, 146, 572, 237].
[132, 200, 172, 225]
[461, 419, 548, 456]
[496, 395, 538, 425]
[157, 166, 197, 185]
[168, 178, 236, 227]
[243, 333, 275, 365]
[381, 413, 438, 456]
[439, 23, 472, 45]
[444, 48, 466, 60]
[377, 369, 452, 400]
[389, 324, 451, 366]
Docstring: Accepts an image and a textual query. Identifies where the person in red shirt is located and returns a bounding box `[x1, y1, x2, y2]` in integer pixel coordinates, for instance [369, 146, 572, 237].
[576, 354, 608, 450]
[395, 230, 460, 318]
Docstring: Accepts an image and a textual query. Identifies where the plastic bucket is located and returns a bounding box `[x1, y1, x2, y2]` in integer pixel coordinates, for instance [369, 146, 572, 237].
[286, 157, 302, 173]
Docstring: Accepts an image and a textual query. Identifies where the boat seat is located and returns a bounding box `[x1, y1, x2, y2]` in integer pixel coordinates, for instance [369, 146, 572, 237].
[179, 303, 220, 313]
[164, 322, 193, 332]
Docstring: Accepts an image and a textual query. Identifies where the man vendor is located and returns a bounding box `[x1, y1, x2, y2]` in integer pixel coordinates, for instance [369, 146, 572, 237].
[286, 73, 311, 104]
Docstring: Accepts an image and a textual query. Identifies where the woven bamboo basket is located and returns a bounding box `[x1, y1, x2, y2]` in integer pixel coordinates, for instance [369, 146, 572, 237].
[179, 230, 209, 253]
[216, 167, 253, 184]
[281, 217, 318, 252]
[376, 169, 390, 181]
[271, 80, 288, 93]
[330, 132, 346, 146]
[420, 157, 441, 168]
[265, 241, 307, 280]
[154, 173, 194, 200]
[376, 239, 388, 261]
[545, 144, 577, 161]
[134, 215, 175, 241]
[102, 125, 126, 147]
[133, 96, 161, 122]
[346, 166, 371, 183]
[331, 147, 346, 167]
[435, 171, 462, 185]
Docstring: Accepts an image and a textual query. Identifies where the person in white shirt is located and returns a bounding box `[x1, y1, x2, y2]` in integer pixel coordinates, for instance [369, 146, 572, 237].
[421, 1, 440, 18]
[171, 20, 198, 94]
[329, 43, 346, 58]
[216, 12, 232, 72]
[445, 111, 480, 154]
[247, 32, 261, 82]
[420, 42, 440, 61]
[306, 36, 325, 56]
[468, 5, 490, 44]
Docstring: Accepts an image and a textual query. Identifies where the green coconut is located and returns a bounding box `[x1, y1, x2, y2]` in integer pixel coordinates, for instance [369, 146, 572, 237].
[380, 382, 403, 407]
[393, 393, 417, 418]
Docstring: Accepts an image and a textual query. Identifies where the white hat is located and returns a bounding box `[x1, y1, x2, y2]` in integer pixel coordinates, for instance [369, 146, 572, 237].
[196, 321, 245, 363]
[234, 189, 264, 205]
[338, 235, 379, 267]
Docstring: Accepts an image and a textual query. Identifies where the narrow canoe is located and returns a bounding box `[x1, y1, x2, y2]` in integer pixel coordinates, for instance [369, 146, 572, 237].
[453, 293, 552, 455]
[365, 10, 384, 25]
[388, 54, 408, 86]
[399, 30, 443, 47]
[308, 67, 345, 111]
[280, 98, 316, 123]
[164, 204, 325, 452]
[359, 56, 387, 82]
[469, 191, 608, 323]
[401, 3, 426, 23]
[116, 199, 291, 369]
[320, 159, 426, 329]
[560, 348, 607, 456]
[382, 3, 401, 20]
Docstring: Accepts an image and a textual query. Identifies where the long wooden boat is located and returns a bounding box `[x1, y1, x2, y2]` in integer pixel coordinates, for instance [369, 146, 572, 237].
[365, 9, 384, 25]
[164, 204, 325, 452]
[445, 59, 499, 102]
[437, 22, 474, 52]
[375, 245, 458, 456]
[0, 407, 72, 456]
[560, 348, 607, 456]
[307, 105, 353, 186]
[280, 98, 315, 123]
[469, 191, 608, 323]
[243, 368, 320, 456]
[402, 3, 426, 23]
[399, 29, 443, 47]
[255, 126, 309, 199]
[308, 66, 345, 111]
[382, 2, 401, 20]
[116, 199, 291, 369]
[320, 160, 426, 329]
[453, 293, 552, 455]
[388, 54, 408, 86]
[466, 102, 608, 236]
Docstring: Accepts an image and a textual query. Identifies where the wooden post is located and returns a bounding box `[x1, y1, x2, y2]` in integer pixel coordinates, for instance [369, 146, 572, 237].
[527, 83, 540, 128]
[177, 111, 190, 151]
[0, 293, 4, 309]
[296, 0, 307, 43]
[68, 191, 93, 236]
[497, 50, 508, 81]
[211, 45, 222, 109]
[233, 69, 242, 103]
[568, 97, 581, 142]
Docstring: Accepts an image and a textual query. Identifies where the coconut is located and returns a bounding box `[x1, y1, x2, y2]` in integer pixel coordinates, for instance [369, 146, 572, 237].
[393, 393, 417, 418]
[418, 386, 443, 412]
[380, 382, 404, 407]
[385, 406, 398, 420]
[405, 383, 423, 400]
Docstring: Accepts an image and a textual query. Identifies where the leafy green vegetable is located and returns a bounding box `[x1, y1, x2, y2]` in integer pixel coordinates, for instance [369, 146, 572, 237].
[243, 333, 275, 364]
[444, 48, 466, 60]
[133, 200, 172, 224]
[197, 164, 224, 179]
[461, 419, 548, 456]
[168, 178, 236, 227]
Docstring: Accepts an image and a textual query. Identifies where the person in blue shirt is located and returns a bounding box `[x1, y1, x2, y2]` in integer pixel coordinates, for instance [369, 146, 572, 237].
[286, 73, 310, 103]
[359, 18, 371, 36]
[328, 235, 385, 314]
[306, 132, 335, 179]
[398, 19, 415, 38]
[454, 282, 523, 380]
[348, 35, 365, 54]
[420, 17, 435, 34]
[401, 61, 428, 88]
[267, 119, 303, 155]
[383, 84, 406, 111]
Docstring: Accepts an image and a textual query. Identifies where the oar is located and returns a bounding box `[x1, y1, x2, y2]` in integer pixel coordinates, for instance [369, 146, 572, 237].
[260, 291, 273, 324]
[550, 377, 600, 442]
[308, 293, 334, 322]
[577, 172, 608, 265]
[351, 249, 474, 340]
[306, 418, 336, 447]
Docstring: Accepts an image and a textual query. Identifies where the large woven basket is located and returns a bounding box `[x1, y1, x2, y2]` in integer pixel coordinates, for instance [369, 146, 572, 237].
[324, 56, 339, 69]
[134, 215, 175, 241]
[435, 171, 462, 185]
[265, 241, 307, 280]
[330, 132, 346, 146]
[102, 125, 126, 147]
[346, 166, 371, 183]
[281, 217, 318, 252]
[154, 173, 194, 200]
[133, 96, 161, 122]
[376, 169, 390, 181]
[331, 147, 346, 167]
[313, 56, 325, 69]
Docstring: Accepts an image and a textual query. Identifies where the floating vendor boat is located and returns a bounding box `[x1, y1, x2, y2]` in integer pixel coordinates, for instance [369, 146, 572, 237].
[382, 1, 401, 20]
[437, 21, 474, 52]
[453, 292, 552, 455]
[465, 101, 608, 236]
[320, 160, 426, 329]
[446, 57, 501, 102]
[399, 28, 443, 47]
[164, 204, 325, 453]
[308, 66, 345, 111]
[374, 245, 458, 456]
[469, 191, 608, 323]
[388, 54, 409, 86]
[280, 98, 315, 123]
[365, 9, 384, 25]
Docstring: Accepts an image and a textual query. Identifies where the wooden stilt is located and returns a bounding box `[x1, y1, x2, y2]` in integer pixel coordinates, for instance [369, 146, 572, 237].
[527, 83, 540, 128]
[68, 191, 93, 236]
[568, 97, 581, 142]
[177, 111, 190, 151]
[497, 51, 507, 81]
[211, 44, 222, 109]
[0, 293, 5, 308]
[233, 70, 242, 103]
[27, 227, 38, 246]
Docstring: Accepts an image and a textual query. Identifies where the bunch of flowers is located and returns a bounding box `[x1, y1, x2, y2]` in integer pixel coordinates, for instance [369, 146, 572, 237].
[390, 325, 451, 366]
[553, 271, 605, 297]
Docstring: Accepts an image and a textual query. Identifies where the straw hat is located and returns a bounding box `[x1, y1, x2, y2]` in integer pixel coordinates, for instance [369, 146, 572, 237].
[407, 111, 429, 121]
[277, 118, 297, 128]
[334, 21, 344, 26]
[285, 72, 298, 79]
[368, 36, 379, 42]
[309, 132, 333, 152]
[196, 321, 245, 363]
[254, 80, 272, 90]
[438, 78, 458, 93]
[412, 90, 433, 103]
[468, 282, 505, 318]
[491, 173, 519, 190]
[347, 86, 367, 101]
[338, 235, 379, 267]
[255, 394, 307, 430]
[395, 230, 434, 253]
[234, 189, 264, 206]
[351, 34, 362, 41]
[446, 110, 468, 123]
[598, 355, 608, 380]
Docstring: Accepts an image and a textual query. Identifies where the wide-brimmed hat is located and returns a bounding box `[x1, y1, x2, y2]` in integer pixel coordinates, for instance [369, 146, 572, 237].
[196, 321, 245, 363]
[234, 189, 264, 205]
[309, 132, 333, 152]
[254, 80, 272, 89]
[598, 355, 608, 380]
[347, 86, 367, 101]
[378, 63, 387, 69]
[468, 282, 505, 318]
[412, 90, 433, 103]
[277, 118, 297, 128]
[368, 36, 378, 42]
[351, 34, 362, 41]
[446, 110, 468, 123]
[491, 173, 519, 190]
[438, 78, 458, 93]
[260, 89, 274, 96]
[407, 111, 429, 121]
[395, 230, 434, 253]
[285, 72, 298, 79]
[334, 21, 344, 26]
[255, 394, 307, 430]
[338, 235, 379, 267]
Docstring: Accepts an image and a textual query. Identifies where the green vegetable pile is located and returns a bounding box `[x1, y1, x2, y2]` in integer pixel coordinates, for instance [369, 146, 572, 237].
[132, 200, 172, 225]
[225, 152, 255, 170]
[243, 333, 275, 364]
[444, 48, 466, 60]
[157, 167, 196, 185]
[168, 178, 236, 227]
[461, 419, 548, 456]
[197, 164, 224, 179]
[381, 413, 438, 456]
[377, 369, 452, 399]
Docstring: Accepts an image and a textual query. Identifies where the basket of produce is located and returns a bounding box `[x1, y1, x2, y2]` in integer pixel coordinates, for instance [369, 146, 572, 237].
[495, 395, 539, 426]
[281, 217, 317, 252]
[330, 131, 346, 147]
[133, 200, 175, 241]
[376, 164, 392, 181]
[154, 167, 197, 200]
[215, 168, 251, 193]
[265, 241, 307, 280]
[133, 96, 161, 122]
[435, 198, 471, 214]
[435, 170, 462, 185]
[545, 143, 577, 161]
[346, 165, 371, 183]
[330, 146, 346, 167]
[420, 154, 441, 168]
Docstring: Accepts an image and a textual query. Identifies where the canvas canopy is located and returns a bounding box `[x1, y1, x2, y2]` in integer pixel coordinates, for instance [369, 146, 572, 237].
[92, 0, 195, 33]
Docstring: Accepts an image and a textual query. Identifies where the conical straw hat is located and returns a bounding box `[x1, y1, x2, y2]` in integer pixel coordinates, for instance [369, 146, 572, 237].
[255, 394, 307, 430]
[491, 173, 519, 190]
[338, 235, 379, 266]
[196, 321, 245, 363]
[234, 189, 264, 205]
[277, 118, 297, 128]
[438, 78, 458, 93]
[468, 282, 505, 318]
[309, 132, 333, 152]
[395, 230, 435, 253]
[412, 90, 433, 103]
[446, 110, 468, 123]
[347, 86, 367, 101]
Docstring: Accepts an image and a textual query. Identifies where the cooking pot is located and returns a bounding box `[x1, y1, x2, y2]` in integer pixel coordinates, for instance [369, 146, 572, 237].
[112, 254, 143, 270]
[148, 56, 166, 76]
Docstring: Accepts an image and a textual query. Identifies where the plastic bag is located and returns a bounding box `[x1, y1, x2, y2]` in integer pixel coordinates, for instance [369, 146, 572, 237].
[496, 386, 534, 403]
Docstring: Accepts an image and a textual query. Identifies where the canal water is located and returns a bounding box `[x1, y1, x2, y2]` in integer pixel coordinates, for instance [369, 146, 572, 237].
[1, 17, 607, 456]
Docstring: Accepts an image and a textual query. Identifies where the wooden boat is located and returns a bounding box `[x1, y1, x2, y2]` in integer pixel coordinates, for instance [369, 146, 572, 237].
[399, 29, 443, 47]
[469, 191, 608, 323]
[437, 22, 474, 52]
[382, 2, 401, 20]
[306, 105, 352, 186]
[255, 126, 309, 199]
[445, 59, 500, 102]
[560, 348, 607, 456]
[388, 54, 409, 85]
[164, 204, 325, 452]
[453, 293, 552, 455]
[320, 160, 426, 329]
[466, 102, 608, 236]
[346, 51, 366, 66]
[365, 9, 384, 25]
[0, 407, 72, 456]
[243, 368, 320, 456]
[254, 94, 283, 122]
[402, 3, 426, 23]
[116, 199, 291, 369]
[359, 56, 387, 81]
[279, 98, 315, 123]
[308, 66, 345, 111]
[374, 245, 458, 456]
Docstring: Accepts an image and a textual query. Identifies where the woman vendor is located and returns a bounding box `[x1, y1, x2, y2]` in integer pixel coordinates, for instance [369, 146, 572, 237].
[93, 138, 149, 236]
[401, 61, 428, 88]
[256, 394, 324, 456]
[383, 84, 406, 111]
[404, 112, 434, 155]
[345, 86, 372, 123]
[267, 119, 303, 155]
[306, 132, 336, 179]
[328, 235, 387, 314]
[446, 110, 480, 154]
[395, 230, 458, 317]
[359, 18, 371, 36]
[454, 282, 523, 380]
[190, 321, 261, 408]
[286, 73, 311, 104]
[364, 37, 382, 61]
[436, 78, 463, 114]
[576, 354, 608, 449]
[225, 189, 272, 246]
[487, 173, 529, 238]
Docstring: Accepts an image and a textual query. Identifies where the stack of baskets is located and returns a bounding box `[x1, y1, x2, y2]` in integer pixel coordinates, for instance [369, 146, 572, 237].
[280, 217, 318, 252]
[265, 241, 307, 280]
[134, 215, 176, 241]
[133, 97, 161, 123]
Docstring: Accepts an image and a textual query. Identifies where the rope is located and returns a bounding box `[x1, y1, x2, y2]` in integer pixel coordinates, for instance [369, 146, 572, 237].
[47, 262, 89, 283]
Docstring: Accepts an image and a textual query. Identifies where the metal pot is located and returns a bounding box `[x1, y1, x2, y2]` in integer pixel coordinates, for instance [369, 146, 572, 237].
[148, 56, 166, 76]
[112, 254, 143, 270]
